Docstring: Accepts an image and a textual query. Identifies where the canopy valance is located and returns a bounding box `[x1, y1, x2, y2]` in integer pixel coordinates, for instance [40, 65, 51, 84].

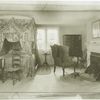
[0, 16, 36, 42]
[0, 15, 36, 53]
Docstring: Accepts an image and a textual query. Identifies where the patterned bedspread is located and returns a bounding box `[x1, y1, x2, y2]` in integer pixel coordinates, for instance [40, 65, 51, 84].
[0, 52, 35, 77]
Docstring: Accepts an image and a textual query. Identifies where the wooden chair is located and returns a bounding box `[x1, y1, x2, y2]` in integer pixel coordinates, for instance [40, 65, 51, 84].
[51, 44, 74, 76]
[4, 49, 22, 85]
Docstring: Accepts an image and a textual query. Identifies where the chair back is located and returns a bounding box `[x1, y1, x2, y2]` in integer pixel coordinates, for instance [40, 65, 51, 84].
[51, 44, 60, 65]
[51, 44, 72, 67]
[12, 49, 21, 68]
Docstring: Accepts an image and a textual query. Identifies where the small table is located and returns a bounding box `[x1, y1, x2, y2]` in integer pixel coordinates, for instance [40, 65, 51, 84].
[71, 57, 80, 78]
[42, 53, 50, 66]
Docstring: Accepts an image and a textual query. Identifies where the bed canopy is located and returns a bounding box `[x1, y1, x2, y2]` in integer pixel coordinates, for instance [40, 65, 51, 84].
[0, 15, 36, 54]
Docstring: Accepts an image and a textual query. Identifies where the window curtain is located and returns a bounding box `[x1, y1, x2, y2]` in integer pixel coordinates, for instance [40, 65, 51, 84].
[35, 31, 42, 66]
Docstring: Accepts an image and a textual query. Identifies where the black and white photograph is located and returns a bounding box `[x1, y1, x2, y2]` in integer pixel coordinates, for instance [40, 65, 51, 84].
[0, 0, 100, 99]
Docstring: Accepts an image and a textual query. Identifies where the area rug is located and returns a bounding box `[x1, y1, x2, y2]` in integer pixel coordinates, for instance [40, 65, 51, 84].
[59, 72, 97, 82]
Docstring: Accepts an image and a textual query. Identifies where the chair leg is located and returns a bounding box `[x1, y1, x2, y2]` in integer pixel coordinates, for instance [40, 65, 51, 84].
[62, 67, 65, 77]
[54, 65, 56, 73]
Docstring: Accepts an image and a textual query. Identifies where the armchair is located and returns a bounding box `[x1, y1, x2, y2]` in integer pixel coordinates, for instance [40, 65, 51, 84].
[51, 44, 73, 76]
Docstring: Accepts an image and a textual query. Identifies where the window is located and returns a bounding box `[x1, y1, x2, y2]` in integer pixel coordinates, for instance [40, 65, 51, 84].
[37, 29, 45, 50]
[93, 20, 100, 38]
[37, 27, 59, 51]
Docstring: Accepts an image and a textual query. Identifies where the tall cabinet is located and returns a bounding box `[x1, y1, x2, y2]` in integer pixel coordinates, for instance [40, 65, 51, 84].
[63, 35, 82, 57]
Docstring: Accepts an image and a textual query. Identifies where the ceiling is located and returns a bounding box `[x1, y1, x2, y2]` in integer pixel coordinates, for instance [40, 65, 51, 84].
[0, 0, 100, 26]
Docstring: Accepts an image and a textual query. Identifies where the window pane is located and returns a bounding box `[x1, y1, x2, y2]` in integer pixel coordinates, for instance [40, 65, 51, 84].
[37, 29, 46, 50]
[93, 21, 100, 38]
[47, 28, 59, 49]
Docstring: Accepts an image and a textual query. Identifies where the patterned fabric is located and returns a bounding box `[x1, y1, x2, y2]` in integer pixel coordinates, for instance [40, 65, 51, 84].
[0, 16, 36, 54]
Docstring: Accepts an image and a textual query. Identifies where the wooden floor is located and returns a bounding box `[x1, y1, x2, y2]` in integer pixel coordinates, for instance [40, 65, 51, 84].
[0, 66, 99, 99]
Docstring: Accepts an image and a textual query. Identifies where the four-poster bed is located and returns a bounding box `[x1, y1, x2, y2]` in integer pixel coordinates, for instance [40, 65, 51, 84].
[0, 15, 37, 83]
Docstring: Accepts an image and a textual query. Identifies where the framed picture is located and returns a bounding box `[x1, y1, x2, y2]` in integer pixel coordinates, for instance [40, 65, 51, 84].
[92, 20, 100, 38]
